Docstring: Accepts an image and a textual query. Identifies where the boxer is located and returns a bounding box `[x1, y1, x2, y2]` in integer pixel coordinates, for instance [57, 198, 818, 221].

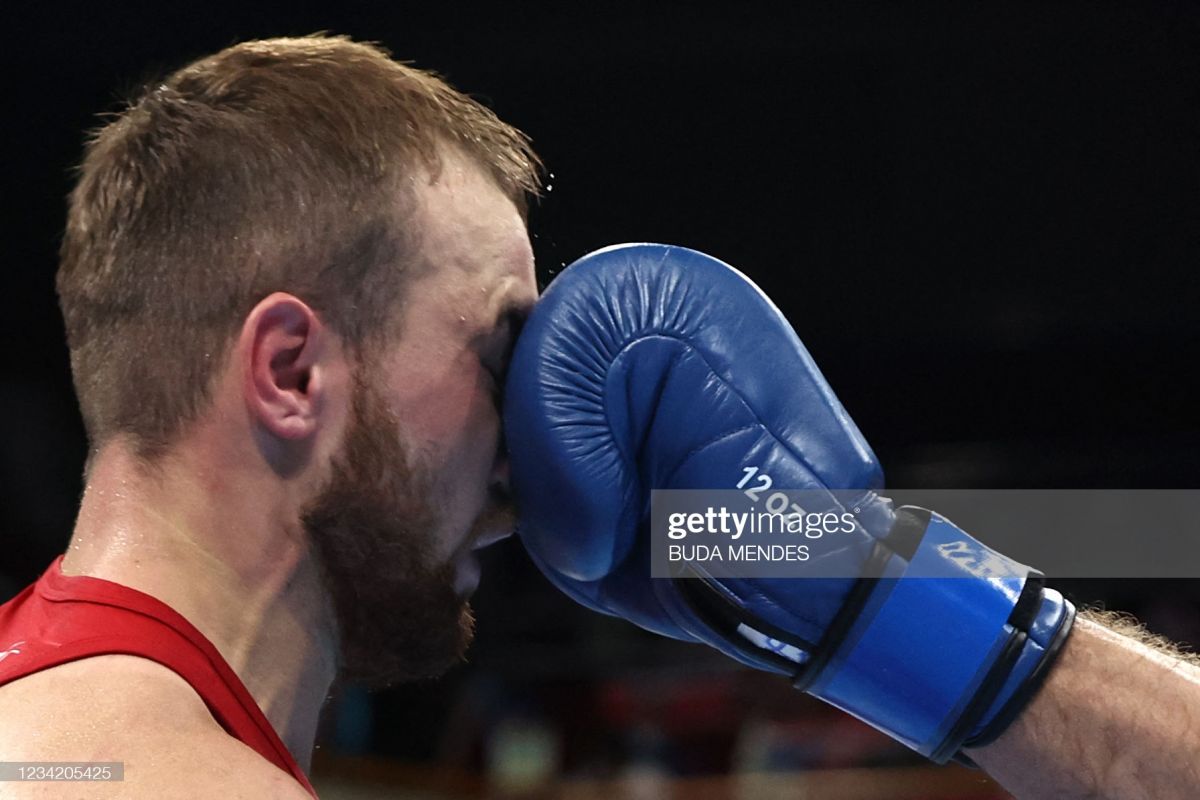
[0, 35, 539, 799]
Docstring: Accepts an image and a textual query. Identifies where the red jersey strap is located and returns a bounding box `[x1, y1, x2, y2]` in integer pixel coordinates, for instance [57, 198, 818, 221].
[0, 556, 318, 798]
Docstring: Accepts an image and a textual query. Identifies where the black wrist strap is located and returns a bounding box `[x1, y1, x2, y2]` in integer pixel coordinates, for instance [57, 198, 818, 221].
[672, 507, 924, 681]
[790, 505, 927, 691]
[962, 598, 1077, 752]
[927, 571, 1047, 763]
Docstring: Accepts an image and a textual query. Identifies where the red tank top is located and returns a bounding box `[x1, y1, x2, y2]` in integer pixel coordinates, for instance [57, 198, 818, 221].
[0, 556, 318, 798]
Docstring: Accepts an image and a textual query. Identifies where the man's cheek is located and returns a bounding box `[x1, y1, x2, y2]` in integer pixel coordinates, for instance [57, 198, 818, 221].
[430, 385, 497, 489]
[398, 376, 480, 441]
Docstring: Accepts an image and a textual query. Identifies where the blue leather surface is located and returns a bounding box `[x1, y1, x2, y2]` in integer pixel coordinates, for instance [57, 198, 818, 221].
[505, 243, 1073, 760]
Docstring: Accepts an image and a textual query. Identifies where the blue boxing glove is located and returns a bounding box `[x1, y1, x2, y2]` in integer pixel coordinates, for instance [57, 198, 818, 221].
[504, 243, 1075, 763]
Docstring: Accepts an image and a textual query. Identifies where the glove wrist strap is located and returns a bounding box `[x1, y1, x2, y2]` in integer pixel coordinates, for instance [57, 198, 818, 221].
[804, 507, 1075, 762]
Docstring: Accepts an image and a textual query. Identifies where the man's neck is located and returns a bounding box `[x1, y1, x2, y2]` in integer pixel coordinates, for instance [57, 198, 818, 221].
[61, 442, 337, 771]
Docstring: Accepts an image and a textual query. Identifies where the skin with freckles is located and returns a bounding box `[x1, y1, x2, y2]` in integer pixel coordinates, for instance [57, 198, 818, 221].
[0, 148, 537, 798]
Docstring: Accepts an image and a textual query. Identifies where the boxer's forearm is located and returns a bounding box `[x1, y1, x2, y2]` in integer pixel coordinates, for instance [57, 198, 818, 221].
[970, 612, 1200, 799]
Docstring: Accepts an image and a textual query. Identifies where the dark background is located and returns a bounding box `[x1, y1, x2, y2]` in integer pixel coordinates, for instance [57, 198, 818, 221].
[2, 1, 1199, 789]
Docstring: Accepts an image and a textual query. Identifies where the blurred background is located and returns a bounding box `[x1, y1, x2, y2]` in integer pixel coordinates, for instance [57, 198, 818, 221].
[3, 3, 1199, 798]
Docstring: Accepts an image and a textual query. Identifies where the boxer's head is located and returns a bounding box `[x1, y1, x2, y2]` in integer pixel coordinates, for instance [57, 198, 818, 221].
[55, 35, 541, 686]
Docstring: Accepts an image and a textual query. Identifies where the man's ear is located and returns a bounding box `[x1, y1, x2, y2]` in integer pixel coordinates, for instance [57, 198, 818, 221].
[241, 292, 330, 441]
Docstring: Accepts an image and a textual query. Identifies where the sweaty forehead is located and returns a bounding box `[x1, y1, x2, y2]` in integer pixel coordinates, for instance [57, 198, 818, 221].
[413, 148, 533, 283]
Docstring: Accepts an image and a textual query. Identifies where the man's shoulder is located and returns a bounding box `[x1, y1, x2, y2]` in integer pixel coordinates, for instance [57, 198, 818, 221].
[0, 655, 313, 798]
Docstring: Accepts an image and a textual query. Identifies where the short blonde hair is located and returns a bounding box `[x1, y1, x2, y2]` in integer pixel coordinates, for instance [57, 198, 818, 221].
[57, 34, 542, 459]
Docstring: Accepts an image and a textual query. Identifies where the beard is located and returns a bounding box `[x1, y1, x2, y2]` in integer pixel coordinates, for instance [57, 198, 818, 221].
[301, 366, 475, 689]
